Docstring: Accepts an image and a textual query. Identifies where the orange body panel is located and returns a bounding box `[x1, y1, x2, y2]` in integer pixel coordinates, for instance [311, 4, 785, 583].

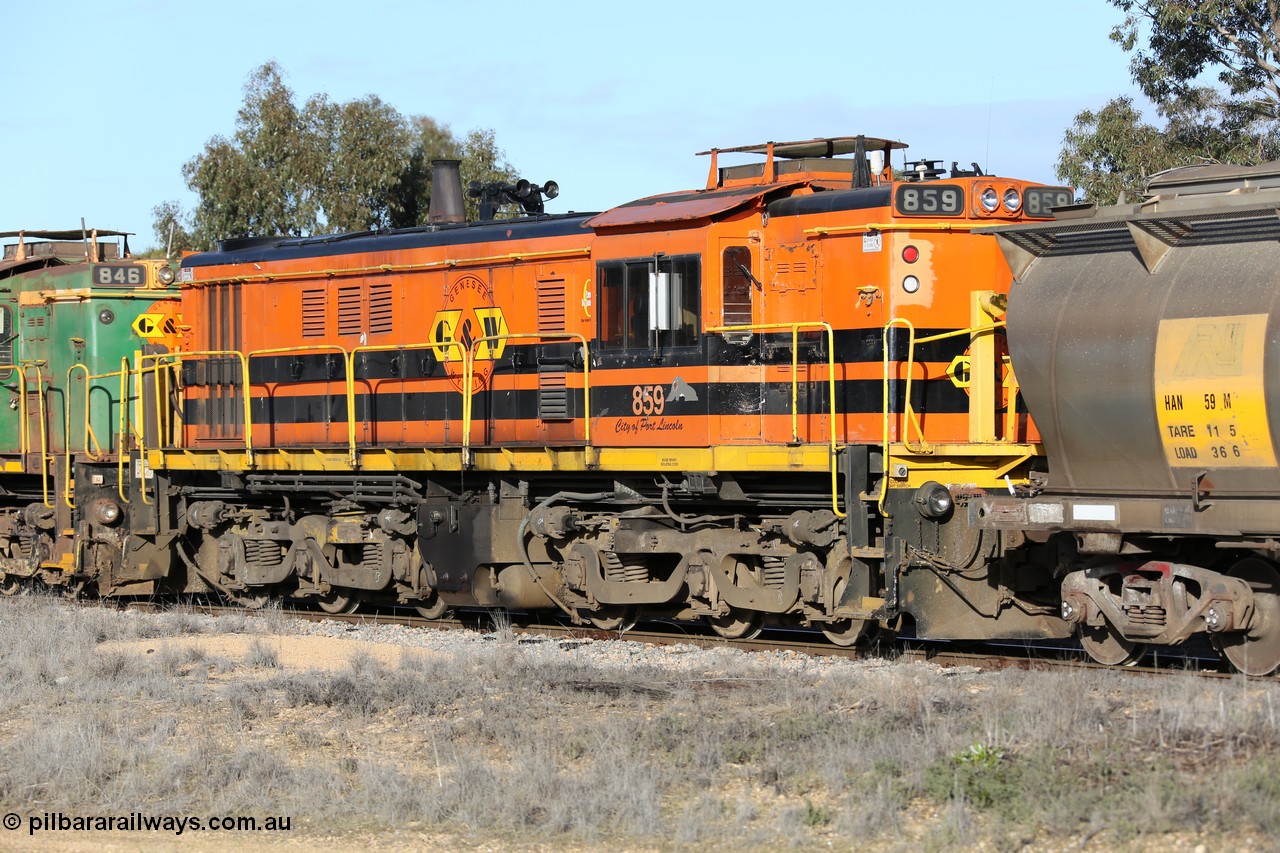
[179, 157, 1050, 459]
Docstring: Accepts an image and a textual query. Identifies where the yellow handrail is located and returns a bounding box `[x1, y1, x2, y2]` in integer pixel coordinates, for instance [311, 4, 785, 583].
[706, 322, 844, 519]
[63, 363, 126, 508]
[459, 332, 592, 463]
[186, 246, 592, 287]
[878, 301, 1018, 514]
[245, 344, 351, 463]
[118, 358, 131, 504]
[18, 364, 52, 508]
[132, 354, 181, 506]
[805, 222, 982, 236]
[140, 350, 252, 462]
[348, 340, 467, 466]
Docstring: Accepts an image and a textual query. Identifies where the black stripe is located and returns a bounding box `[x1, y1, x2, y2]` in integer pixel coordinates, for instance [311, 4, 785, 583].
[182, 327, 972, 387]
[182, 375, 980, 429]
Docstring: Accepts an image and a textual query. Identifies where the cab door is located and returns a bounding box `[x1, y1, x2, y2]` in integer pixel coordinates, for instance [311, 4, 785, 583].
[18, 303, 51, 470]
[0, 303, 21, 458]
[712, 241, 763, 443]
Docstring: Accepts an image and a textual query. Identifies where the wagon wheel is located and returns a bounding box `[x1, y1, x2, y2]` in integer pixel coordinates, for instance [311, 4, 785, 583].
[1215, 557, 1280, 677]
[230, 588, 273, 610]
[587, 606, 639, 633]
[316, 588, 360, 615]
[0, 575, 27, 596]
[821, 577, 873, 647]
[1079, 621, 1146, 667]
[707, 609, 765, 640]
[414, 592, 453, 620]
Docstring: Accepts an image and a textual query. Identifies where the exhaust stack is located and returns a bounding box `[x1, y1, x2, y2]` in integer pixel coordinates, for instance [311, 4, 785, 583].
[428, 159, 466, 224]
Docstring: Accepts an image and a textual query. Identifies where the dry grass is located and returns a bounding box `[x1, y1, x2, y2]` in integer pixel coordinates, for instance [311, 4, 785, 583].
[0, 594, 1276, 850]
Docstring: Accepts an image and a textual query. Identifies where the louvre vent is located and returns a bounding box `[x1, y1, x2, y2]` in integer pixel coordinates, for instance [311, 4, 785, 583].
[776, 262, 809, 274]
[337, 286, 362, 337]
[26, 316, 44, 328]
[369, 284, 394, 335]
[536, 279, 566, 332]
[538, 369, 570, 420]
[302, 289, 326, 338]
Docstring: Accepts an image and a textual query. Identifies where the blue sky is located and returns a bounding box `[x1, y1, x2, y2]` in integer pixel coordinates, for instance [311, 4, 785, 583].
[2, 1, 1139, 249]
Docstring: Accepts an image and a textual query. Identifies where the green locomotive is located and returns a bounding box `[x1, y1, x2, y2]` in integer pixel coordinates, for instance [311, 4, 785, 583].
[0, 229, 180, 595]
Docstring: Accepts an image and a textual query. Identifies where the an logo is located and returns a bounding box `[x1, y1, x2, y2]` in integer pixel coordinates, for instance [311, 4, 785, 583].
[429, 275, 509, 392]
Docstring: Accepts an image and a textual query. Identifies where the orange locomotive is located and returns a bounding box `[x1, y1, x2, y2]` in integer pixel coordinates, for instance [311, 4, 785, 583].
[141, 137, 1073, 641]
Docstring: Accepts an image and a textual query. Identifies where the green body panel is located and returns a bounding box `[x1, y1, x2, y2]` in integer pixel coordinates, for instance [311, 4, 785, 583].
[0, 259, 180, 467]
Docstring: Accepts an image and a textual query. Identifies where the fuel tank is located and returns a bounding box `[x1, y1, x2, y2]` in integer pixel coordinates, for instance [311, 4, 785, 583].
[992, 162, 1280, 498]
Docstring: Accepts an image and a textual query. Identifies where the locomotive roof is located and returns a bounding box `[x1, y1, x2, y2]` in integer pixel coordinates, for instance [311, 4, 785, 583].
[695, 137, 908, 157]
[0, 229, 131, 239]
[185, 213, 596, 269]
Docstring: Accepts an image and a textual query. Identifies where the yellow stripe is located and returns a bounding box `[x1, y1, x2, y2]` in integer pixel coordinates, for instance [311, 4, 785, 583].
[150, 444, 836, 474]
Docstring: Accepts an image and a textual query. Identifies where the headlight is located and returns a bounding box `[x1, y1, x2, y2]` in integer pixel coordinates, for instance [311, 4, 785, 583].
[1002, 188, 1022, 212]
[914, 481, 954, 519]
[979, 188, 999, 213]
[91, 498, 121, 525]
[157, 266, 176, 285]
[902, 275, 920, 294]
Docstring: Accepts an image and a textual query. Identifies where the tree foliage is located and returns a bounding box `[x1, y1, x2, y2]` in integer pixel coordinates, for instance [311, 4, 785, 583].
[1057, 1, 1280, 204]
[157, 62, 517, 250]
[1112, 0, 1280, 117]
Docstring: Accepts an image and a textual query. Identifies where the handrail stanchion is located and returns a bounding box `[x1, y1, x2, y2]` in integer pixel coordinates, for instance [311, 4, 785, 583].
[118, 358, 130, 504]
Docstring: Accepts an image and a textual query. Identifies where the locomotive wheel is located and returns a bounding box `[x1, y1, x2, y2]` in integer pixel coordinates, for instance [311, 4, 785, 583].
[0, 576, 26, 596]
[316, 589, 360, 615]
[1216, 558, 1280, 677]
[822, 617, 872, 647]
[821, 577, 873, 647]
[587, 606, 639, 633]
[414, 592, 453, 620]
[1079, 622, 1146, 667]
[707, 610, 765, 640]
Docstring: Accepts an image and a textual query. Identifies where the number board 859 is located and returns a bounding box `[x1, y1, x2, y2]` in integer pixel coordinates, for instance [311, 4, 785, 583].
[894, 185, 964, 217]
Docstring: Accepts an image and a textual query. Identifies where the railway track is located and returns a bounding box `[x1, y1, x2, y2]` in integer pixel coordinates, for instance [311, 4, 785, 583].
[118, 598, 1236, 679]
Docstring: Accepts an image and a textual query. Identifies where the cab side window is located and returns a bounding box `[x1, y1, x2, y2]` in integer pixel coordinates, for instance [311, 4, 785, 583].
[598, 256, 701, 351]
[722, 246, 753, 329]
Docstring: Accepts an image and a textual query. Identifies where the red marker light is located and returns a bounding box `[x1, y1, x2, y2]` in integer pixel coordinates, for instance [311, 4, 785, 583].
[902, 245, 919, 264]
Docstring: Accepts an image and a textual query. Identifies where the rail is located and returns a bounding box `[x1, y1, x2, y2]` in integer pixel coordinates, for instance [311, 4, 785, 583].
[460, 332, 592, 465]
[705, 322, 844, 519]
